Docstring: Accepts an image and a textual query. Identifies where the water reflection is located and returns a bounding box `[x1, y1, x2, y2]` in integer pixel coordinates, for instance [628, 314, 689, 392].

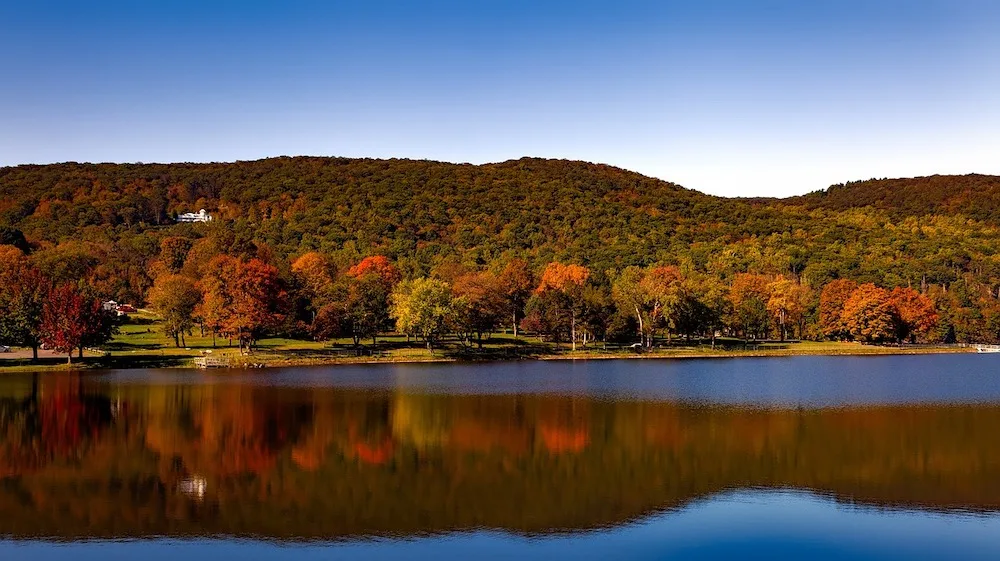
[2, 373, 1000, 540]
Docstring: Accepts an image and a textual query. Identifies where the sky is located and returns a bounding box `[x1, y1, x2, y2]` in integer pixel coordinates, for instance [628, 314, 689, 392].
[1, 1, 998, 197]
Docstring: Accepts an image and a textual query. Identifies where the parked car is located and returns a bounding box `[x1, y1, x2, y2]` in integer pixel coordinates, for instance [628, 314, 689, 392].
[0, 345, 10, 353]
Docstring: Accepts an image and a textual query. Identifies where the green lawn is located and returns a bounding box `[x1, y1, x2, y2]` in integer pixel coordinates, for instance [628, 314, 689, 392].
[0, 313, 970, 372]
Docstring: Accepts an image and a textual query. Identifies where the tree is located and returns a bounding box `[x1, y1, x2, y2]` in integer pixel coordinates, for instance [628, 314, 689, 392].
[348, 255, 401, 287]
[344, 256, 400, 346]
[611, 267, 648, 346]
[890, 287, 938, 343]
[536, 262, 591, 350]
[640, 266, 684, 344]
[197, 255, 286, 353]
[728, 274, 771, 340]
[0, 252, 48, 359]
[346, 275, 392, 346]
[842, 283, 897, 344]
[496, 258, 534, 337]
[149, 274, 201, 347]
[41, 283, 109, 363]
[613, 265, 686, 347]
[225, 258, 287, 353]
[391, 277, 458, 349]
[292, 252, 334, 301]
[767, 277, 807, 341]
[291, 251, 335, 326]
[452, 271, 505, 348]
[819, 279, 859, 340]
[196, 255, 239, 346]
[159, 236, 194, 273]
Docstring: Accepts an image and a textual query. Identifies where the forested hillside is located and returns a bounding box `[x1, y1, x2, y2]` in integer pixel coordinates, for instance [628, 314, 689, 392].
[792, 174, 1000, 224]
[1, 157, 999, 347]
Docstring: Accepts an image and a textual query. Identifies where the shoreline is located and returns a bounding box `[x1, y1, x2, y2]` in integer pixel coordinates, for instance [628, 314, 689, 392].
[0, 343, 974, 373]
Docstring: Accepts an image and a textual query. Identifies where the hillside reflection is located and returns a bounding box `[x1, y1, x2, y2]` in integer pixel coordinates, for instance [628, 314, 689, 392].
[2, 374, 1000, 540]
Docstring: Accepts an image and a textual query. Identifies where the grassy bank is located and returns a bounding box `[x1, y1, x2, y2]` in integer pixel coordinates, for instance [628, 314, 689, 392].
[0, 312, 972, 372]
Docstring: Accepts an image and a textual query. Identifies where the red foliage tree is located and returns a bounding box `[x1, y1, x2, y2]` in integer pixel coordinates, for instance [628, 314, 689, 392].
[41, 284, 99, 363]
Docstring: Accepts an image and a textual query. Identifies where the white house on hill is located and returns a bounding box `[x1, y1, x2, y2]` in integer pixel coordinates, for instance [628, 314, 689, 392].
[176, 209, 212, 223]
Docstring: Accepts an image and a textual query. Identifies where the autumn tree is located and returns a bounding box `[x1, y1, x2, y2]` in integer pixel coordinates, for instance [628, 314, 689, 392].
[452, 271, 506, 348]
[842, 283, 897, 344]
[197, 255, 287, 353]
[0, 247, 48, 359]
[391, 277, 458, 349]
[196, 254, 239, 346]
[889, 287, 938, 343]
[521, 290, 572, 344]
[495, 258, 535, 337]
[159, 236, 194, 273]
[728, 274, 772, 340]
[536, 262, 591, 350]
[819, 279, 859, 340]
[291, 251, 335, 324]
[226, 258, 287, 353]
[149, 274, 201, 347]
[342, 255, 401, 346]
[348, 255, 401, 287]
[767, 276, 808, 341]
[41, 283, 113, 363]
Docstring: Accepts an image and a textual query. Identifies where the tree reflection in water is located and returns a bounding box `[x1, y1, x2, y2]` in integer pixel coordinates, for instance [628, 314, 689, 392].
[1, 374, 999, 540]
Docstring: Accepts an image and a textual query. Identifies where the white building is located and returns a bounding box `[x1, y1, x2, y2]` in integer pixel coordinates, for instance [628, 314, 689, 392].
[176, 209, 213, 223]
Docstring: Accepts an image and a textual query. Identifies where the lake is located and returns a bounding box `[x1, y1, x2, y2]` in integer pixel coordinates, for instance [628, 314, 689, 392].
[2, 354, 1000, 560]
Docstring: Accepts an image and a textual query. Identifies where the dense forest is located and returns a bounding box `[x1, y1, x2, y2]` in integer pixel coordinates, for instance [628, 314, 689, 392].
[1, 157, 999, 348]
[2, 378, 1000, 539]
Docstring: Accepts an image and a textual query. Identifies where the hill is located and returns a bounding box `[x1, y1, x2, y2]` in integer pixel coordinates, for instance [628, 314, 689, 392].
[790, 174, 1000, 224]
[1, 157, 999, 343]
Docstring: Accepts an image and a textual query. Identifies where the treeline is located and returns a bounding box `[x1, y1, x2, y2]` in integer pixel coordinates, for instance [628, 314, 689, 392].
[0, 242, 942, 355]
[1, 157, 1000, 345]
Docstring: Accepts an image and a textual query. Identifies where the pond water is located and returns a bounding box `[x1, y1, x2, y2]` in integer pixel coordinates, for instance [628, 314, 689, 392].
[2, 355, 1000, 559]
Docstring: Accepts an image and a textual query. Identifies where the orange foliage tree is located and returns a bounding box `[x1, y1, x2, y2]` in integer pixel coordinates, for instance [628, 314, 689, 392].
[728, 274, 771, 340]
[347, 255, 401, 287]
[536, 262, 591, 350]
[890, 287, 938, 343]
[198, 255, 287, 352]
[819, 279, 859, 340]
[842, 283, 897, 344]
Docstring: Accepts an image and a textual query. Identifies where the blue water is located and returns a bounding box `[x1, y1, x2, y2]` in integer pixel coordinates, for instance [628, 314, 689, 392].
[99, 353, 1000, 406]
[4, 355, 1000, 559]
[4, 491, 999, 560]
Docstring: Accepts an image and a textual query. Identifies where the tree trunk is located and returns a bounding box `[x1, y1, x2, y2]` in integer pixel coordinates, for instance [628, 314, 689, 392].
[634, 305, 645, 347]
[513, 311, 519, 338]
[32, 345, 38, 361]
[174, 333, 180, 347]
[571, 313, 577, 351]
[79, 346, 84, 359]
[67, 352, 73, 364]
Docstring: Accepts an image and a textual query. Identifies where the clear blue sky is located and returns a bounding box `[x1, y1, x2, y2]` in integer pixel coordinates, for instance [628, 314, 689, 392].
[2, 1, 998, 197]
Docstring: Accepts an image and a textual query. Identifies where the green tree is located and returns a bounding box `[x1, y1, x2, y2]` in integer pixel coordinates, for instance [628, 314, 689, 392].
[391, 277, 458, 350]
[149, 274, 201, 347]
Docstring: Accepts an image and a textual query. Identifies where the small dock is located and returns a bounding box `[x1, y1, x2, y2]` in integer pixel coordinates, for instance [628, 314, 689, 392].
[975, 345, 1000, 353]
[194, 356, 231, 368]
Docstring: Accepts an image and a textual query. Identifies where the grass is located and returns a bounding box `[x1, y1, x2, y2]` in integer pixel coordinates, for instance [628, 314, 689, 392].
[0, 312, 971, 372]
